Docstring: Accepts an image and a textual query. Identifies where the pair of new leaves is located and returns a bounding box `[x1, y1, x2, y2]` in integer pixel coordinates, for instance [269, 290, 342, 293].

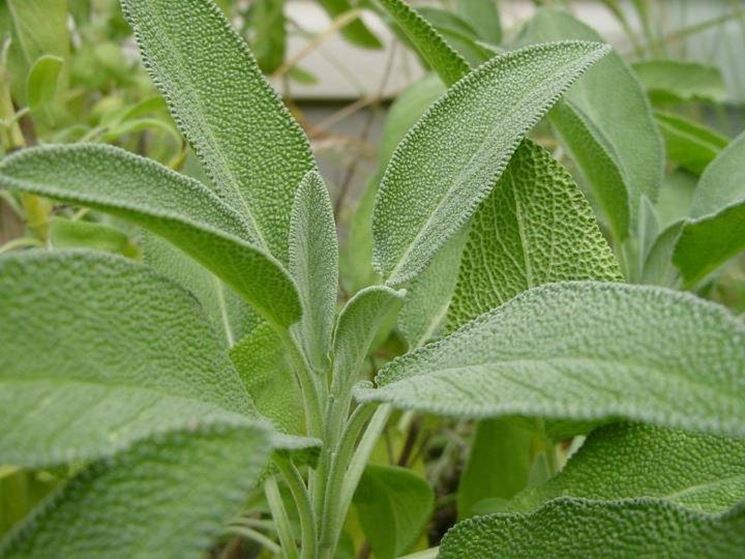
[0, 0, 744, 557]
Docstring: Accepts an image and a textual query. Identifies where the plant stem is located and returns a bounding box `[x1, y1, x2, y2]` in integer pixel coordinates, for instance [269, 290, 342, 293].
[398, 548, 440, 559]
[264, 476, 299, 559]
[274, 455, 317, 559]
[224, 525, 282, 555]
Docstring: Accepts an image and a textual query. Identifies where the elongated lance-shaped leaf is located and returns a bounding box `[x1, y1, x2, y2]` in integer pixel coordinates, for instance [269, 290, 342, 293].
[521, 9, 664, 240]
[0, 420, 273, 559]
[673, 131, 745, 286]
[655, 110, 729, 176]
[372, 40, 610, 285]
[319, 0, 382, 49]
[447, 139, 621, 330]
[456, 0, 501, 45]
[632, 59, 727, 105]
[356, 282, 745, 438]
[120, 0, 316, 263]
[439, 498, 745, 558]
[289, 171, 339, 372]
[510, 423, 745, 514]
[0, 251, 254, 467]
[0, 144, 301, 329]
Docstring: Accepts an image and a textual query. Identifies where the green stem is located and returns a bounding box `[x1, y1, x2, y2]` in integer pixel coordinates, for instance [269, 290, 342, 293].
[224, 525, 282, 555]
[282, 331, 325, 439]
[274, 455, 317, 559]
[264, 476, 299, 559]
[398, 548, 440, 559]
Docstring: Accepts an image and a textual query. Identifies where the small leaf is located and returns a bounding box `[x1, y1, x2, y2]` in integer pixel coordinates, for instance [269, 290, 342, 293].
[250, 0, 286, 74]
[353, 465, 434, 559]
[372, 40, 610, 285]
[25, 55, 63, 112]
[319, 0, 382, 49]
[356, 282, 745, 438]
[632, 60, 727, 105]
[673, 131, 745, 286]
[439, 498, 745, 558]
[0, 420, 273, 559]
[121, 0, 316, 263]
[417, 7, 493, 66]
[510, 423, 745, 514]
[447, 139, 621, 330]
[50, 217, 139, 258]
[456, 0, 501, 45]
[655, 110, 729, 175]
[289, 171, 339, 372]
[0, 144, 301, 328]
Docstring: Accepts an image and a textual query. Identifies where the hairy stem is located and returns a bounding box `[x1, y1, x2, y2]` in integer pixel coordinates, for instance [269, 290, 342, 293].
[264, 476, 299, 559]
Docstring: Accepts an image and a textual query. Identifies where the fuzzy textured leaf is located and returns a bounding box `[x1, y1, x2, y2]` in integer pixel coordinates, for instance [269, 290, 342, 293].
[510, 423, 745, 514]
[0, 420, 272, 559]
[447, 139, 621, 330]
[372, 40, 610, 285]
[0, 144, 301, 328]
[439, 498, 745, 558]
[121, 0, 316, 262]
[356, 282, 745, 438]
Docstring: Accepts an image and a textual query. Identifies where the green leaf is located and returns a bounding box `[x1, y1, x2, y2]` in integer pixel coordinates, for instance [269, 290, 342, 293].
[353, 465, 434, 559]
[289, 171, 338, 372]
[439, 498, 745, 558]
[319, 0, 382, 49]
[0, 144, 301, 329]
[458, 418, 541, 519]
[456, 0, 501, 45]
[251, 0, 286, 74]
[656, 169, 697, 228]
[522, 8, 663, 239]
[510, 423, 745, 514]
[417, 7, 493, 67]
[0, 251, 254, 467]
[333, 286, 405, 384]
[674, 131, 745, 286]
[447, 139, 621, 330]
[356, 282, 745, 438]
[0, 420, 273, 559]
[121, 0, 316, 263]
[640, 221, 684, 287]
[372, 40, 610, 285]
[50, 217, 139, 258]
[655, 110, 729, 175]
[632, 60, 727, 105]
[25, 55, 63, 113]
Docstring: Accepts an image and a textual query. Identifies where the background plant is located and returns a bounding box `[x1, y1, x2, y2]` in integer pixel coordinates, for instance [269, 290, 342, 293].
[0, 1, 744, 558]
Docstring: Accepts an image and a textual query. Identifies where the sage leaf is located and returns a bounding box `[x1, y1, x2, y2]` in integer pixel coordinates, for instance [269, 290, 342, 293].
[510, 423, 745, 514]
[674, 131, 745, 286]
[447, 139, 621, 330]
[0, 420, 273, 559]
[0, 144, 301, 328]
[289, 171, 339, 372]
[50, 217, 139, 259]
[25, 55, 63, 115]
[655, 110, 728, 176]
[250, 0, 286, 74]
[632, 60, 727, 105]
[353, 465, 434, 559]
[356, 282, 745, 438]
[439, 498, 745, 558]
[456, 0, 501, 45]
[372, 40, 610, 285]
[319, 0, 382, 49]
[121, 0, 316, 262]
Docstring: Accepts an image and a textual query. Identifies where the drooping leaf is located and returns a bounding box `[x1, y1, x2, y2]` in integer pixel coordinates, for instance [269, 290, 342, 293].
[0, 144, 301, 328]
[510, 423, 745, 514]
[447, 139, 621, 330]
[0, 251, 254, 467]
[231, 322, 304, 435]
[456, 0, 501, 45]
[372, 40, 610, 285]
[356, 282, 745, 438]
[439, 498, 745, 558]
[289, 171, 338, 372]
[333, 286, 405, 384]
[521, 9, 664, 239]
[121, 0, 316, 263]
[632, 60, 727, 105]
[25, 55, 63, 114]
[673, 131, 745, 286]
[0, 420, 273, 559]
[353, 465, 434, 559]
[250, 0, 286, 74]
[319, 0, 382, 49]
[655, 110, 729, 175]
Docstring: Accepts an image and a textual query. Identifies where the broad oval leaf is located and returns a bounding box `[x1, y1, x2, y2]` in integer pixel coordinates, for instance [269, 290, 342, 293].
[121, 0, 316, 263]
[371, 40, 610, 285]
[447, 139, 621, 330]
[0, 420, 273, 559]
[0, 144, 301, 328]
[673, 131, 745, 286]
[439, 498, 745, 558]
[356, 282, 745, 438]
[510, 423, 745, 514]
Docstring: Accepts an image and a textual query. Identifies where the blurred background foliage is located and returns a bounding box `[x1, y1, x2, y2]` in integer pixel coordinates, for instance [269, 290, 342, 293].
[1, 1, 744, 556]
